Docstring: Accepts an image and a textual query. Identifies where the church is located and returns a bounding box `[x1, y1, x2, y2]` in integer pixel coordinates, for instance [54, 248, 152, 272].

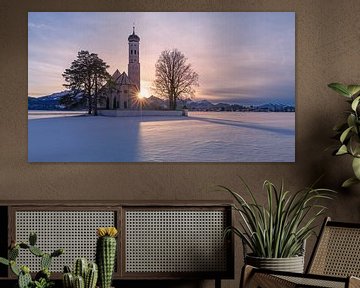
[101, 26, 140, 110]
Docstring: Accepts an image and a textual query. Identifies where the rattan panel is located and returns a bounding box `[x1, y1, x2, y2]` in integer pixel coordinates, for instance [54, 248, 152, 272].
[15, 211, 115, 272]
[125, 210, 227, 273]
[310, 226, 360, 277]
[277, 275, 345, 288]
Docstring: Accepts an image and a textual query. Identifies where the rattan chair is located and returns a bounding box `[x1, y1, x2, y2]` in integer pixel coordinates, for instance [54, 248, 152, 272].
[241, 217, 360, 288]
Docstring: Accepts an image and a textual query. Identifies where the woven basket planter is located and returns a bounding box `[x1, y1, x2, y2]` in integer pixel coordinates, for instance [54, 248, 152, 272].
[245, 254, 305, 273]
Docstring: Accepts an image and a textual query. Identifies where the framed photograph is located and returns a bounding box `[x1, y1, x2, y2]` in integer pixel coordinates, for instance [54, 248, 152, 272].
[28, 12, 295, 162]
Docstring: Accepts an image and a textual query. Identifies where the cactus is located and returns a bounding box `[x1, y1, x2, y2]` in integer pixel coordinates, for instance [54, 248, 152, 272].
[41, 253, 52, 270]
[74, 258, 88, 279]
[96, 227, 118, 288]
[9, 246, 19, 260]
[85, 263, 98, 288]
[63, 272, 74, 288]
[29, 232, 37, 246]
[63, 260, 98, 288]
[73, 275, 85, 288]
[18, 268, 32, 288]
[10, 260, 20, 276]
[29, 245, 44, 257]
[0, 232, 63, 288]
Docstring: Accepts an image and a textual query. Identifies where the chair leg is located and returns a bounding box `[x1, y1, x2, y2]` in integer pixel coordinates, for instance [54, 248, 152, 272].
[349, 276, 360, 288]
[215, 278, 221, 288]
[240, 265, 255, 288]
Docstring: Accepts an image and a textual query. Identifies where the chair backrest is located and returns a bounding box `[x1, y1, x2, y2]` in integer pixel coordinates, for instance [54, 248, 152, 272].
[307, 217, 360, 277]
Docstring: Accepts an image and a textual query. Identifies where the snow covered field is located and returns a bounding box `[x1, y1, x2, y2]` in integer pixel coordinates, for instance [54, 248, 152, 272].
[28, 112, 295, 162]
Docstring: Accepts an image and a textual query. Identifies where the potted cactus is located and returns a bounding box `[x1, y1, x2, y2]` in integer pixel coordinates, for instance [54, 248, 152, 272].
[0, 232, 63, 288]
[62, 258, 98, 288]
[96, 227, 118, 288]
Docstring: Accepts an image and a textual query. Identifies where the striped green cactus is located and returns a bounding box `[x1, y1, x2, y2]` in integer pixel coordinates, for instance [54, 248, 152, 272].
[74, 258, 88, 279]
[85, 262, 98, 288]
[63, 272, 74, 288]
[63, 259, 98, 288]
[96, 227, 118, 288]
[73, 275, 85, 288]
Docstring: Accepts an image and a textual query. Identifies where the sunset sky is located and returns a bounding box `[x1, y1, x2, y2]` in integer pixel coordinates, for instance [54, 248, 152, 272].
[28, 12, 295, 105]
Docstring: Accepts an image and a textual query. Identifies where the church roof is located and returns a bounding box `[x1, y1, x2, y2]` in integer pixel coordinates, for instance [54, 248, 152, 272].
[112, 70, 134, 86]
[128, 26, 140, 42]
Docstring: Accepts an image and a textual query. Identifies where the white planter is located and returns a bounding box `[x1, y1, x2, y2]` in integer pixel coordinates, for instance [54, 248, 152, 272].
[245, 254, 305, 273]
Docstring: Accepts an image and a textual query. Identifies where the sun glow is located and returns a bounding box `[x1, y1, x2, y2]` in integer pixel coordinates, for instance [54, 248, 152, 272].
[138, 87, 151, 99]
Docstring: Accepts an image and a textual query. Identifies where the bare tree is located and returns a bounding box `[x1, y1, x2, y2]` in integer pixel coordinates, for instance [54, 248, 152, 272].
[153, 49, 199, 110]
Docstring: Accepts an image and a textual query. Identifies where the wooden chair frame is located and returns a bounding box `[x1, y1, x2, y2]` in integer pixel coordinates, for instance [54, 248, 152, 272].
[241, 217, 360, 288]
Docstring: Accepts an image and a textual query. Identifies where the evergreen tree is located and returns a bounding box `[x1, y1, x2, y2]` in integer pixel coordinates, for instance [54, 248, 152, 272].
[62, 50, 110, 115]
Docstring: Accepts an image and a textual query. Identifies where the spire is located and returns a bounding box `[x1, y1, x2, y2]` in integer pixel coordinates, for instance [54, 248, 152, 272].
[133, 23, 135, 34]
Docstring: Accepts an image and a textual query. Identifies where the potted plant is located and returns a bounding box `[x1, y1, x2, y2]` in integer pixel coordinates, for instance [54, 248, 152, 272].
[221, 179, 334, 273]
[328, 83, 360, 187]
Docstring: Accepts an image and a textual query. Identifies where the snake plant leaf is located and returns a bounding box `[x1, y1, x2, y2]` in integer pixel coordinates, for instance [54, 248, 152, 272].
[328, 83, 351, 97]
[347, 85, 360, 97]
[352, 157, 360, 179]
[351, 96, 360, 111]
[342, 177, 360, 188]
[340, 127, 353, 143]
[336, 144, 348, 155]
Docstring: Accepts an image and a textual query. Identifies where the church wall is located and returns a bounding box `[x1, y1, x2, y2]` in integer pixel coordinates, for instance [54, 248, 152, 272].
[1, 1, 360, 288]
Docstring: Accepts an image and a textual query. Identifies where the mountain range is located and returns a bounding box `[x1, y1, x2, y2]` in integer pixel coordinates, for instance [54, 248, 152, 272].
[28, 91, 295, 112]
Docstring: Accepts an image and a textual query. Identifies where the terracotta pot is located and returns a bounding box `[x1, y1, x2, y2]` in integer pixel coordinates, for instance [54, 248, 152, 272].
[245, 254, 304, 273]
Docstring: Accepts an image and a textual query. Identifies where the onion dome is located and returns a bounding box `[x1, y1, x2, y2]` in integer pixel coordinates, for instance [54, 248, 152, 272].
[128, 26, 140, 42]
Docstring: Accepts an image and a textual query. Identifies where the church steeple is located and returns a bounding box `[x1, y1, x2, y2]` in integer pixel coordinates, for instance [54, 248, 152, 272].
[128, 26, 140, 91]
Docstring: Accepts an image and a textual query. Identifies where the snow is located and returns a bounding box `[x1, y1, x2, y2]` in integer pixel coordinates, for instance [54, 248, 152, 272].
[28, 112, 295, 162]
[28, 111, 87, 120]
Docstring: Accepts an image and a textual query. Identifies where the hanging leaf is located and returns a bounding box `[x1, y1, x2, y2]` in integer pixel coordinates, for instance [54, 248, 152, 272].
[328, 83, 351, 97]
[340, 127, 353, 143]
[349, 135, 360, 157]
[351, 96, 360, 111]
[347, 114, 356, 128]
[352, 157, 360, 179]
[336, 145, 348, 155]
[347, 85, 360, 97]
[342, 177, 360, 188]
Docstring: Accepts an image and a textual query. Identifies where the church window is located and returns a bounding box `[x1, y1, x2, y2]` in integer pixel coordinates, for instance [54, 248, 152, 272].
[124, 101, 128, 109]
[131, 50, 133, 55]
[134, 50, 136, 54]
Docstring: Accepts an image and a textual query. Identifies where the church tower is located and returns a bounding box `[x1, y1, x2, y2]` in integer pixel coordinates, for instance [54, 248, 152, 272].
[128, 26, 140, 92]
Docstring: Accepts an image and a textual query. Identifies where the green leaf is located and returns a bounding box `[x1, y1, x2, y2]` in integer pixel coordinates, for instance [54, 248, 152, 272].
[347, 85, 360, 97]
[349, 135, 360, 157]
[351, 96, 360, 111]
[328, 83, 351, 97]
[342, 177, 360, 188]
[340, 126, 353, 143]
[352, 157, 360, 179]
[336, 144, 348, 155]
[347, 114, 356, 128]
[0, 257, 9, 266]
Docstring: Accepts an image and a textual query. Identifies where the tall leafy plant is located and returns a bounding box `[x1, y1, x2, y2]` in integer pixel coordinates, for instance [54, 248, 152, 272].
[328, 83, 360, 187]
[221, 180, 334, 258]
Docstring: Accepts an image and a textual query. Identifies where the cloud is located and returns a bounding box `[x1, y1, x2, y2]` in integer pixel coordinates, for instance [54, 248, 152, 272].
[28, 12, 295, 105]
